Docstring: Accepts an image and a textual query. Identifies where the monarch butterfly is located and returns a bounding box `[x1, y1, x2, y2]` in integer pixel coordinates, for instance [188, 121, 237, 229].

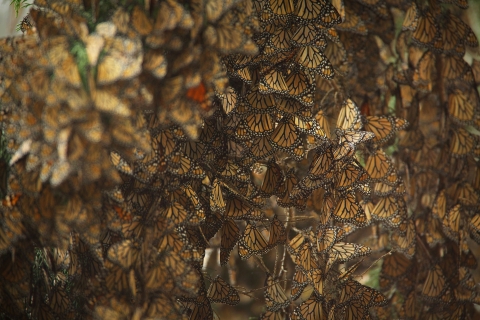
[258, 161, 284, 196]
[439, 0, 469, 8]
[323, 38, 347, 71]
[380, 252, 412, 289]
[373, 173, 403, 197]
[448, 88, 478, 124]
[243, 135, 275, 160]
[443, 13, 478, 49]
[216, 86, 237, 115]
[339, 279, 387, 307]
[167, 152, 205, 178]
[266, 0, 294, 16]
[412, 10, 440, 50]
[130, 6, 153, 36]
[333, 130, 374, 161]
[291, 292, 325, 320]
[334, 160, 370, 191]
[442, 55, 475, 83]
[412, 50, 435, 92]
[95, 36, 143, 86]
[442, 204, 461, 240]
[336, 7, 367, 35]
[308, 267, 324, 296]
[107, 239, 141, 271]
[307, 145, 335, 179]
[275, 98, 306, 116]
[454, 182, 478, 206]
[244, 112, 275, 136]
[332, 0, 345, 21]
[20, 15, 34, 34]
[327, 242, 370, 270]
[371, 195, 400, 222]
[264, 273, 290, 311]
[450, 127, 475, 156]
[157, 224, 185, 253]
[203, 21, 258, 55]
[332, 190, 368, 226]
[220, 160, 249, 183]
[269, 24, 294, 50]
[153, 129, 177, 158]
[261, 310, 286, 320]
[391, 219, 416, 258]
[364, 149, 393, 180]
[421, 264, 449, 302]
[291, 265, 310, 300]
[295, 46, 334, 79]
[294, 176, 327, 196]
[293, 241, 319, 271]
[220, 219, 240, 266]
[180, 290, 214, 320]
[110, 151, 133, 175]
[145, 294, 184, 319]
[259, 68, 289, 94]
[317, 226, 342, 253]
[469, 214, 480, 244]
[295, 0, 341, 28]
[284, 68, 315, 99]
[49, 281, 70, 314]
[419, 214, 444, 248]
[207, 276, 240, 305]
[104, 262, 132, 295]
[289, 24, 320, 47]
[402, 2, 419, 30]
[158, 200, 190, 225]
[363, 116, 408, 145]
[278, 169, 302, 208]
[238, 221, 271, 259]
[268, 215, 287, 246]
[269, 115, 302, 150]
[209, 180, 226, 214]
[225, 194, 257, 219]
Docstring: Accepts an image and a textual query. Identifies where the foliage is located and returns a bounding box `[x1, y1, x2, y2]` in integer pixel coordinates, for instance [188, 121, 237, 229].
[1, 0, 480, 319]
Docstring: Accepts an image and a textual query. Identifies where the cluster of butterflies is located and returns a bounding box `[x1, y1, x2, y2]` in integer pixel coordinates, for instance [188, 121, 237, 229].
[1, 0, 480, 319]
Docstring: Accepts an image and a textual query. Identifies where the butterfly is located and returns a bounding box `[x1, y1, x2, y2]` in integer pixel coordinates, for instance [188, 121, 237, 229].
[371, 195, 401, 222]
[336, 7, 367, 35]
[258, 160, 284, 196]
[390, 219, 416, 258]
[442, 55, 475, 84]
[362, 116, 408, 145]
[332, 190, 368, 226]
[269, 115, 302, 150]
[264, 273, 290, 311]
[291, 265, 310, 301]
[412, 10, 441, 51]
[450, 127, 475, 157]
[469, 214, 480, 244]
[421, 264, 450, 302]
[412, 50, 436, 92]
[220, 218, 241, 266]
[295, 46, 334, 79]
[238, 221, 271, 259]
[207, 275, 240, 305]
[19, 14, 34, 34]
[294, 0, 342, 28]
[291, 292, 325, 320]
[326, 242, 371, 272]
[267, 215, 287, 247]
[379, 252, 413, 289]
[448, 88, 479, 124]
